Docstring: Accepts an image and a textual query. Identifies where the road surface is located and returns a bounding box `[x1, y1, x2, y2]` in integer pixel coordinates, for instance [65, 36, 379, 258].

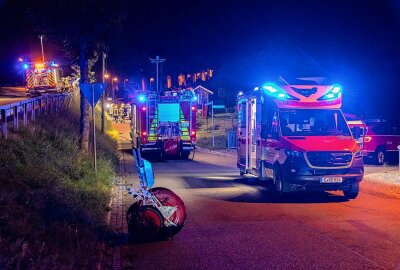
[0, 87, 29, 107]
[117, 151, 400, 270]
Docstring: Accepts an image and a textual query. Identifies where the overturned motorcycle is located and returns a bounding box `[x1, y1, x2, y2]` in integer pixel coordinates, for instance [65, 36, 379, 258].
[126, 148, 186, 242]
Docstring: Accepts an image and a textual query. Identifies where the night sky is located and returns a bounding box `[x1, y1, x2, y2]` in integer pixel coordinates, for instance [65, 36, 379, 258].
[1, 0, 399, 120]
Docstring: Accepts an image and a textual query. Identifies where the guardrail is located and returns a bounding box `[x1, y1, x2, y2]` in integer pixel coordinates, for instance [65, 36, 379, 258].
[0, 93, 73, 139]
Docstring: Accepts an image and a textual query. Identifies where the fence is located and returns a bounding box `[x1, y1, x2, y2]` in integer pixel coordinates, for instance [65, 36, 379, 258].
[227, 130, 238, 149]
[0, 93, 74, 139]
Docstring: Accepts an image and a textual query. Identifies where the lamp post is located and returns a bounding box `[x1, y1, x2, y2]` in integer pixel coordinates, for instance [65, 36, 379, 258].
[149, 77, 154, 91]
[149, 56, 166, 93]
[112, 77, 118, 101]
[39, 35, 45, 62]
[18, 58, 25, 86]
[101, 53, 106, 133]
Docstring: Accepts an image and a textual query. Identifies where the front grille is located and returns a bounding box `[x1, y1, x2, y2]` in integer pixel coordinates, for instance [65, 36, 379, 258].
[306, 151, 353, 167]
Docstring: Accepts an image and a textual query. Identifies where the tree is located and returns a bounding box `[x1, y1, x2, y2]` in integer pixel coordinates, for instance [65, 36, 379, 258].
[25, 0, 127, 153]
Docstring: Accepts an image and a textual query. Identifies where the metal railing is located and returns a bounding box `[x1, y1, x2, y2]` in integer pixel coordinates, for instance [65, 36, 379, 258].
[0, 93, 73, 139]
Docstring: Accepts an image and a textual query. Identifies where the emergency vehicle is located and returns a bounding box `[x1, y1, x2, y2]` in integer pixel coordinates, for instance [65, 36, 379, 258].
[25, 62, 62, 95]
[131, 89, 197, 159]
[237, 80, 364, 199]
[362, 120, 400, 165]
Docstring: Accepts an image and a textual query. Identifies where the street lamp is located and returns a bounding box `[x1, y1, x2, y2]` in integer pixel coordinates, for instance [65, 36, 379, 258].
[39, 35, 45, 62]
[104, 73, 110, 79]
[112, 77, 118, 101]
[149, 77, 154, 91]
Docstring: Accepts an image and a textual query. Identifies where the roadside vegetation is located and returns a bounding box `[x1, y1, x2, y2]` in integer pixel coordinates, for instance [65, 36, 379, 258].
[0, 112, 118, 269]
[196, 112, 237, 150]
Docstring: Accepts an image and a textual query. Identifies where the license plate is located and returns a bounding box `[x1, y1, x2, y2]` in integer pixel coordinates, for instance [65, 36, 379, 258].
[320, 177, 343, 183]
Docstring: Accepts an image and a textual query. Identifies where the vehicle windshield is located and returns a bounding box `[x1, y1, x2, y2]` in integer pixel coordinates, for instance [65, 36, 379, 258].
[279, 109, 351, 136]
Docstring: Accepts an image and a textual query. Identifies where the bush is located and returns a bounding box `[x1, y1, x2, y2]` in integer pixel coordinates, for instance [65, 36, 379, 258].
[0, 113, 118, 269]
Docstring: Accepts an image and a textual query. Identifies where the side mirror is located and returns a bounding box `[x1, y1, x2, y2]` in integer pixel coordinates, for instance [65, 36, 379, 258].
[353, 126, 361, 139]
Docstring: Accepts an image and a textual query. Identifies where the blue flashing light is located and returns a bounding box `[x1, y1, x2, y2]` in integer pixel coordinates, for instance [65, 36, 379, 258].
[138, 94, 146, 102]
[23, 63, 29, 69]
[318, 84, 342, 101]
[254, 86, 260, 91]
[261, 82, 298, 100]
[192, 95, 198, 101]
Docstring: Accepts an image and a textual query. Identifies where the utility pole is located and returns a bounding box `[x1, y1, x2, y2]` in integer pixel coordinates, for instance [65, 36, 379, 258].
[101, 52, 106, 133]
[149, 56, 166, 92]
[39, 35, 45, 62]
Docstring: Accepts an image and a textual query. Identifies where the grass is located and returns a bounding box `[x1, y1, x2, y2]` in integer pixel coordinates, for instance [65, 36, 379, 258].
[196, 112, 237, 150]
[0, 112, 118, 269]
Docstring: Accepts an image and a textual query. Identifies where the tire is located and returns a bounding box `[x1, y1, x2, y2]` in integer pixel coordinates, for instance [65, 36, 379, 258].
[343, 182, 359, 199]
[273, 167, 285, 196]
[149, 187, 187, 239]
[375, 147, 386, 165]
[127, 205, 163, 243]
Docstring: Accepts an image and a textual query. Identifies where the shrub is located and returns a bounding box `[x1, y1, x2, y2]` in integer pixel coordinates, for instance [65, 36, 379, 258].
[0, 113, 118, 269]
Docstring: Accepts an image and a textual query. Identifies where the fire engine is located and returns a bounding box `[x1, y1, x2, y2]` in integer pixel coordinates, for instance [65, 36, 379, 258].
[131, 89, 197, 159]
[25, 62, 62, 95]
[237, 79, 364, 199]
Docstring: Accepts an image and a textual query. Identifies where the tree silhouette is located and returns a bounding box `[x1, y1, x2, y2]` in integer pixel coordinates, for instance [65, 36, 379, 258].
[26, 0, 128, 153]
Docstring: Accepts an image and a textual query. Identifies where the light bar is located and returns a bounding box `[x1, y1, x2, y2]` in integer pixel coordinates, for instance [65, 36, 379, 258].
[318, 84, 342, 101]
[261, 83, 299, 100]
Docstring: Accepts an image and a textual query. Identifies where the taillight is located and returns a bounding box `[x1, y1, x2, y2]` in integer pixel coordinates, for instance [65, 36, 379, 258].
[142, 131, 147, 136]
[142, 106, 147, 111]
[192, 106, 196, 111]
[191, 130, 196, 141]
[364, 136, 372, 142]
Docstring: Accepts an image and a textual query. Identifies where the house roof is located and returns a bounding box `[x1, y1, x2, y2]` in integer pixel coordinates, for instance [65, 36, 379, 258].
[193, 85, 213, 94]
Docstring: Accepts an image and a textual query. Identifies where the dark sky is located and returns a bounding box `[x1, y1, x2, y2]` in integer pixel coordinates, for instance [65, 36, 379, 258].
[1, 0, 399, 119]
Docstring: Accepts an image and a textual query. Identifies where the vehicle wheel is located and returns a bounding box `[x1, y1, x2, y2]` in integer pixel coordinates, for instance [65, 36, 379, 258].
[149, 187, 186, 239]
[343, 182, 359, 199]
[375, 147, 386, 165]
[273, 167, 285, 196]
[127, 205, 163, 243]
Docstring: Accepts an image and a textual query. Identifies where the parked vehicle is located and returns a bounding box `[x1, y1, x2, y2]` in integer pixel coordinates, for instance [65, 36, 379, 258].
[237, 80, 364, 199]
[362, 120, 400, 165]
[131, 89, 197, 159]
[25, 62, 63, 95]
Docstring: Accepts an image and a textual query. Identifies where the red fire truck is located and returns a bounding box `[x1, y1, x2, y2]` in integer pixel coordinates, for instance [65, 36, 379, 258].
[25, 62, 62, 95]
[131, 89, 197, 159]
[237, 80, 364, 199]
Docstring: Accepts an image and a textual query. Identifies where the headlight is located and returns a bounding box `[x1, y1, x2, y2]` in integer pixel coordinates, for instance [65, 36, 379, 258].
[285, 150, 303, 158]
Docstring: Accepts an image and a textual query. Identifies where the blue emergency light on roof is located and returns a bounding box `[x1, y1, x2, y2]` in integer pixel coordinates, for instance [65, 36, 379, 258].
[23, 64, 29, 69]
[317, 84, 342, 101]
[261, 83, 299, 100]
[138, 94, 146, 102]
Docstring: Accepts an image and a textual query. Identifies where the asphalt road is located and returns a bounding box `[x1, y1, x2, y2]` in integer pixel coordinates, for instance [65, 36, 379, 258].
[121, 152, 400, 270]
[0, 87, 29, 106]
